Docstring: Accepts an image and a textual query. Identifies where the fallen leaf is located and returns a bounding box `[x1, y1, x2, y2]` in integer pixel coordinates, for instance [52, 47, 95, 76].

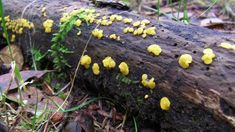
[0, 45, 24, 70]
[7, 86, 66, 115]
[0, 70, 50, 91]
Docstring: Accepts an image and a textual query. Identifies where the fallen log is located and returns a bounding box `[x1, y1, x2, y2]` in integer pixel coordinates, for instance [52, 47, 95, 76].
[2, 0, 235, 131]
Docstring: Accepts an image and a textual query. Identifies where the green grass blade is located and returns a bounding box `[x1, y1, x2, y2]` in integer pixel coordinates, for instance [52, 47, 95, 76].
[0, 0, 13, 59]
[62, 97, 103, 113]
[133, 117, 138, 132]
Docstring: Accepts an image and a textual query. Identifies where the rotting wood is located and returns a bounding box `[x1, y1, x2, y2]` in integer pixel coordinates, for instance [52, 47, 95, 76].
[2, 0, 235, 131]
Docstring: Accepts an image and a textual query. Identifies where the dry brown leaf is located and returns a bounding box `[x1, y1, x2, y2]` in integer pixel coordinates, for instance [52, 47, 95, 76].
[0, 70, 50, 91]
[7, 86, 66, 115]
[0, 45, 24, 70]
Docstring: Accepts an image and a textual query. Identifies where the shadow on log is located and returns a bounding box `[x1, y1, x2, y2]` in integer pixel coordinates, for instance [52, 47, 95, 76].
[3, 0, 235, 131]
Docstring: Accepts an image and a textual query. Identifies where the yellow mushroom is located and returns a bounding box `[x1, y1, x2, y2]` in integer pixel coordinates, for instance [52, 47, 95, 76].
[133, 21, 141, 27]
[201, 48, 216, 65]
[43, 19, 53, 33]
[116, 15, 123, 21]
[102, 56, 116, 69]
[160, 97, 170, 111]
[92, 29, 104, 39]
[123, 18, 132, 24]
[92, 63, 100, 75]
[118, 62, 129, 75]
[145, 27, 156, 35]
[75, 19, 82, 27]
[11, 34, 16, 42]
[219, 42, 232, 49]
[147, 44, 162, 56]
[178, 54, 192, 69]
[80, 55, 92, 69]
[141, 74, 156, 89]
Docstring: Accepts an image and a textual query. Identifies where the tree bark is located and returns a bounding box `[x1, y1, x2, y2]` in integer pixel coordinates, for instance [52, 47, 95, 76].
[2, 0, 235, 131]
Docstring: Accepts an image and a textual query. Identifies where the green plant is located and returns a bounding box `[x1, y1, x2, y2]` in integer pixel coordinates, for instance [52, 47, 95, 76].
[50, 10, 90, 71]
[31, 48, 48, 70]
[133, 117, 138, 132]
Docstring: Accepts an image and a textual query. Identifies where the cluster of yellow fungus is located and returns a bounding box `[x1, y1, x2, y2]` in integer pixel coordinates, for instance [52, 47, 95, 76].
[11, 34, 16, 42]
[219, 42, 235, 50]
[160, 97, 171, 111]
[118, 62, 129, 75]
[92, 63, 100, 75]
[123, 18, 132, 24]
[0, 16, 34, 36]
[102, 56, 116, 69]
[201, 48, 216, 65]
[92, 29, 104, 39]
[60, 8, 97, 24]
[41, 7, 47, 17]
[123, 27, 134, 33]
[147, 44, 162, 56]
[109, 14, 123, 22]
[133, 21, 141, 27]
[75, 19, 82, 27]
[141, 74, 156, 89]
[43, 19, 54, 33]
[123, 21, 156, 38]
[178, 54, 193, 69]
[80, 55, 92, 69]
[109, 34, 120, 40]
[144, 27, 156, 35]
[141, 19, 150, 25]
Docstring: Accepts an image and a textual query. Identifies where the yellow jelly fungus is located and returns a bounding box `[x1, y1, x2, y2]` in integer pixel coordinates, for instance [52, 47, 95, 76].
[142, 74, 148, 80]
[137, 27, 144, 35]
[41, 7, 47, 17]
[147, 44, 162, 56]
[92, 63, 100, 75]
[77, 31, 81, 36]
[75, 19, 82, 27]
[102, 16, 107, 20]
[92, 29, 104, 39]
[232, 45, 235, 50]
[110, 15, 117, 21]
[160, 97, 170, 110]
[145, 27, 156, 35]
[60, 13, 70, 23]
[178, 54, 192, 69]
[101, 19, 112, 26]
[201, 48, 216, 65]
[133, 21, 141, 27]
[141, 19, 150, 25]
[81, 55, 92, 69]
[148, 78, 156, 89]
[102, 56, 116, 69]
[123, 27, 129, 33]
[123, 18, 132, 24]
[43, 19, 53, 33]
[219, 42, 232, 49]
[144, 94, 149, 99]
[141, 74, 156, 89]
[133, 30, 138, 35]
[109, 34, 118, 40]
[142, 33, 147, 38]
[116, 15, 123, 21]
[203, 48, 213, 54]
[128, 27, 134, 33]
[3, 18, 33, 34]
[11, 34, 16, 42]
[118, 62, 129, 75]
